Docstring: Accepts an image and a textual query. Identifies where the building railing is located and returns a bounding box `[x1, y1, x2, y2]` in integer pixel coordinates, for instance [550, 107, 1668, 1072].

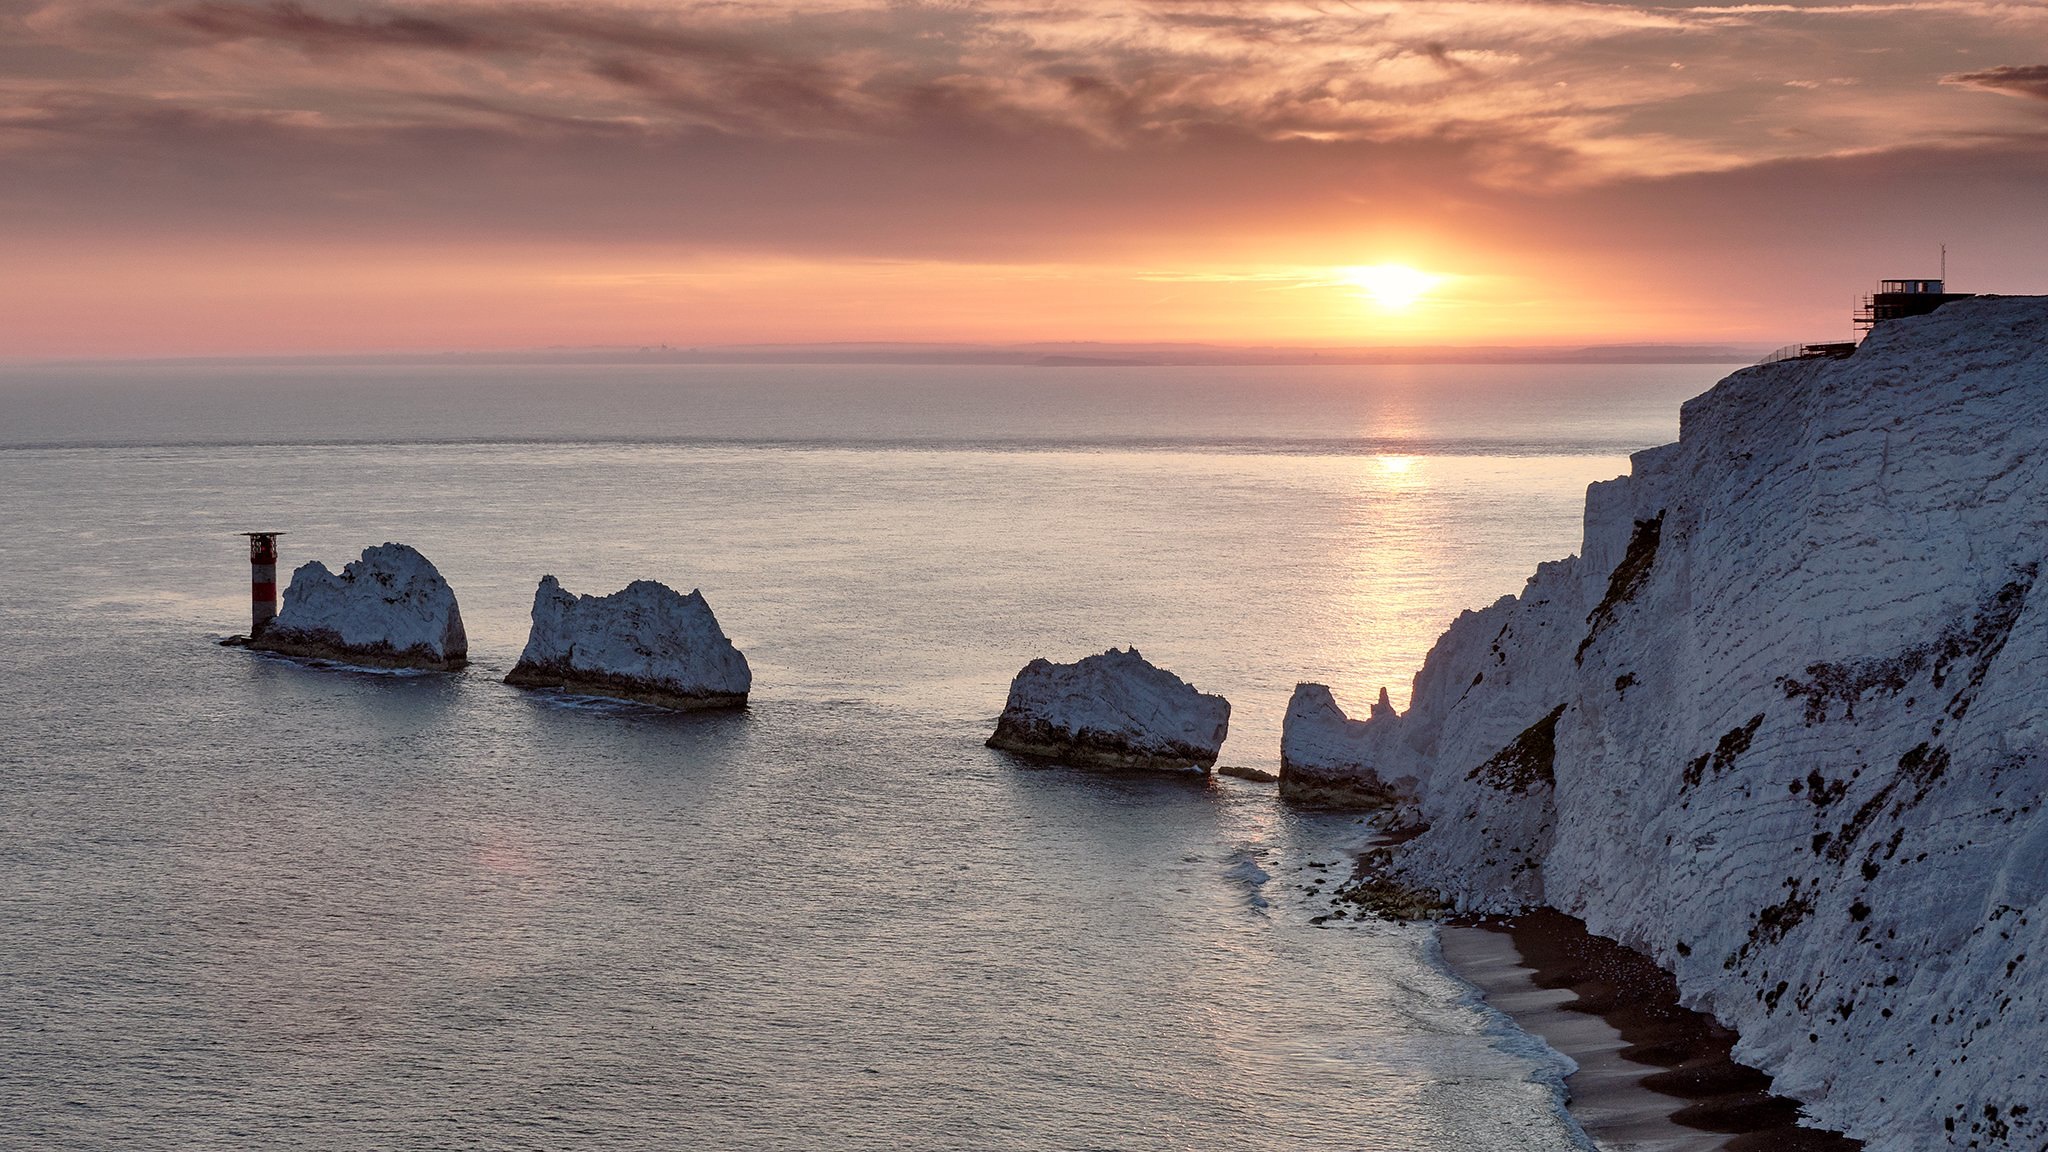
[1755, 341, 1857, 366]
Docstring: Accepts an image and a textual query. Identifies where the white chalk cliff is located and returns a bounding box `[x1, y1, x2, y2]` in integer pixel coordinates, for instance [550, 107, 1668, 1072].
[251, 542, 467, 670]
[1340, 298, 2048, 1149]
[988, 647, 1230, 772]
[505, 576, 750, 709]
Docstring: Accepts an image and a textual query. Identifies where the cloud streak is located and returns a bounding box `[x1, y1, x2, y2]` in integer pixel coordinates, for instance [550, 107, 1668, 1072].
[164, 1, 499, 51]
[4, 0, 2038, 171]
[1947, 64, 2048, 102]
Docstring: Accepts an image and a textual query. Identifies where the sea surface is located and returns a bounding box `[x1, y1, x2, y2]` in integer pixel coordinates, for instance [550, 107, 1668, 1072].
[0, 360, 1726, 1149]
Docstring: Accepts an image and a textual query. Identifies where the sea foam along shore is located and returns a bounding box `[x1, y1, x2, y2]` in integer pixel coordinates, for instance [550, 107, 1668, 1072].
[1316, 297, 2048, 1150]
[1439, 913, 1861, 1151]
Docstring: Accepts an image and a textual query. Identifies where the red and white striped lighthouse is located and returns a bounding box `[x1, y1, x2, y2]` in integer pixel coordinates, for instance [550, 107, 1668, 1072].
[241, 532, 283, 636]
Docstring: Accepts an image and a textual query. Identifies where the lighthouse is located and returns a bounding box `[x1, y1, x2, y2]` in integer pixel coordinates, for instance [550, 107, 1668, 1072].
[241, 532, 284, 637]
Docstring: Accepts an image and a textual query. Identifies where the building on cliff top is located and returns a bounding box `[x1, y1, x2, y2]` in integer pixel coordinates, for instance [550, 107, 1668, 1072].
[1760, 272, 1981, 366]
[1855, 277, 1975, 336]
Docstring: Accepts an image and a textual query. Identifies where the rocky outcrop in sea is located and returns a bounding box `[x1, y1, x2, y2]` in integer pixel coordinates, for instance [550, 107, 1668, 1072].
[988, 647, 1230, 772]
[1279, 683, 1409, 806]
[249, 542, 468, 671]
[505, 576, 751, 709]
[1338, 297, 2048, 1150]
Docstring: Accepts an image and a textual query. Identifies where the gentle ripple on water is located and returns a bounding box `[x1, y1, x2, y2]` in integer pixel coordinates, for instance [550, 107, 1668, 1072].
[0, 363, 1725, 1149]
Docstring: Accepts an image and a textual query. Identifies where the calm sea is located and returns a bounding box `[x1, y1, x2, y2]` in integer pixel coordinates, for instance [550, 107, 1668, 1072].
[0, 360, 1723, 1149]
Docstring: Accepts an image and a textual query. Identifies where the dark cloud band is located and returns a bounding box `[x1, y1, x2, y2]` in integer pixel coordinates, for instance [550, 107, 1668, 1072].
[1946, 64, 2048, 102]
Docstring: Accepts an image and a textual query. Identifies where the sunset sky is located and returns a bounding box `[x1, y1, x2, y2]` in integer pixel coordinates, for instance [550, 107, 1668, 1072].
[3, 0, 2046, 355]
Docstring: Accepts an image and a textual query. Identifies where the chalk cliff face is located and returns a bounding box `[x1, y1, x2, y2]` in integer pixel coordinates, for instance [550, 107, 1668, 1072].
[251, 542, 467, 670]
[1351, 298, 2048, 1149]
[505, 576, 750, 709]
[989, 647, 1230, 772]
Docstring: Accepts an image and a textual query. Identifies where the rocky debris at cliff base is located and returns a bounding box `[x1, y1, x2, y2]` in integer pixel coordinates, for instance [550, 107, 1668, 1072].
[987, 647, 1229, 773]
[247, 542, 467, 671]
[1279, 683, 1411, 806]
[505, 576, 750, 710]
[1217, 765, 1278, 783]
[1331, 845, 1451, 921]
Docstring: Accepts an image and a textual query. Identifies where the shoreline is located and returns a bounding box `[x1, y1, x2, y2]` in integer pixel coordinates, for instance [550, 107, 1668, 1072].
[1437, 910, 1862, 1152]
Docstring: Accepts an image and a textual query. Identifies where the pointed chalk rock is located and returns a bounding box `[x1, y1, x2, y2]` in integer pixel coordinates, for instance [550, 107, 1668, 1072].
[1279, 683, 1409, 806]
[249, 542, 467, 671]
[988, 647, 1229, 773]
[505, 576, 750, 710]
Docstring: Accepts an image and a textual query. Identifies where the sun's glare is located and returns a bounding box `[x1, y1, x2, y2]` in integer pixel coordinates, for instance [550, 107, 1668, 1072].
[1342, 264, 1439, 310]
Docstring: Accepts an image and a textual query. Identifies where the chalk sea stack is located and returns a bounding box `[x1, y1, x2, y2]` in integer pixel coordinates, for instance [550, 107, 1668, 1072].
[988, 647, 1229, 773]
[1278, 683, 1410, 806]
[505, 576, 751, 710]
[1353, 297, 2048, 1148]
[248, 542, 468, 671]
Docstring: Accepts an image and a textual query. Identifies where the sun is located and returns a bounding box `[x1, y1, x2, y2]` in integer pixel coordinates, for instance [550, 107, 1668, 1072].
[1341, 264, 1439, 310]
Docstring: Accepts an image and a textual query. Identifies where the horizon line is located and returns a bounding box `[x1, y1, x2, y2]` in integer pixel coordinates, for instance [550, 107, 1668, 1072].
[0, 338, 1774, 370]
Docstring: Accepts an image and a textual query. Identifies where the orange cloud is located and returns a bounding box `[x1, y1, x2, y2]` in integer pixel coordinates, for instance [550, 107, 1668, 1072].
[9, 0, 2046, 178]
